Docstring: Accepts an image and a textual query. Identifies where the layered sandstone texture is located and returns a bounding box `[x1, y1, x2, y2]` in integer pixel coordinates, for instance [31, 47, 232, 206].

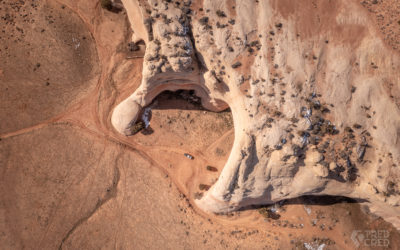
[113, 0, 400, 228]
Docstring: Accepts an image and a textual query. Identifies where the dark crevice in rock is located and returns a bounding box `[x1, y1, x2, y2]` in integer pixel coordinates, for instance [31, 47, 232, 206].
[186, 8, 207, 71]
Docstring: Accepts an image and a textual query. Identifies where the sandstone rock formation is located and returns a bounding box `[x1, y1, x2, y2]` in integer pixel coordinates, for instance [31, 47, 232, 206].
[112, 0, 400, 229]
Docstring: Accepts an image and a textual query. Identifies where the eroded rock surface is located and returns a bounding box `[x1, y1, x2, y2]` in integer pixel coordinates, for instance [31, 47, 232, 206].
[113, 0, 400, 228]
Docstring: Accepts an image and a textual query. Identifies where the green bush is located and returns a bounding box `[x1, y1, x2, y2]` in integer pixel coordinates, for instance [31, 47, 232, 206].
[100, 0, 112, 10]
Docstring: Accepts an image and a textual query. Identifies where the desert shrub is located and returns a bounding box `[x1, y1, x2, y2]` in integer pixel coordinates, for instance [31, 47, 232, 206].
[206, 166, 218, 172]
[216, 10, 226, 17]
[199, 16, 209, 25]
[231, 62, 242, 68]
[386, 181, 398, 196]
[100, 0, 112, 10]
[216, 22, 227, 29]
[130, 121, 145, 134]
[199, 184, 210, 191]
[258, 207, 280, 220]
[194, 192, 204, 199]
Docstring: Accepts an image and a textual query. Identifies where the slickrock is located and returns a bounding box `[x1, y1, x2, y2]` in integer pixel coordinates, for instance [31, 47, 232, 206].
[113, 0, 400, 229]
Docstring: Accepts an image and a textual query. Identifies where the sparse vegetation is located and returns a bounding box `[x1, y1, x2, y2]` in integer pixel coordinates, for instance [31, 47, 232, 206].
[385, 181, 398, 196]
[199, 16, 209, 25]
[216, 10, 226, 17]
[215, 147, 225, 156]
[231, 62, 242, 68]
[199, 184, 210, 191]
[258, 207, 280, 220]
[100, 0, 112, 10]
[100, 0, 123, 12]
[199, 16, 212, 30]
[130, 121, 145, 134]
[144, 17, 154, 40]
[194, 192, 204, 199]
[2, 0, 400, 248]
[216, 22, 227, 29]
[206, 166, 218, 172]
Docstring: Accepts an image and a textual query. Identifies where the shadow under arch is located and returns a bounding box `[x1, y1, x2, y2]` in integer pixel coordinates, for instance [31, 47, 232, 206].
[237, 195, 369, 213]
